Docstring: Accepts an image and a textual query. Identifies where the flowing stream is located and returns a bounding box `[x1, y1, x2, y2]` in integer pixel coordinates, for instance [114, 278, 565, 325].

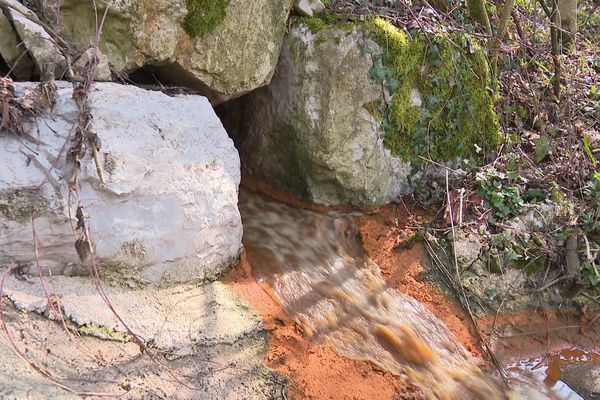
[239, 188, 566, 399]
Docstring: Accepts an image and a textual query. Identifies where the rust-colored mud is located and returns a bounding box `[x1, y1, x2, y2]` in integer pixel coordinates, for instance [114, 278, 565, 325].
[226, 254, 411, 400]
[357, 206, 482, 359]
[232, 178, 600, 398]
[230, 179, 488, 398]
[478, 309, 600, 364]
[241, 175, 377, 213]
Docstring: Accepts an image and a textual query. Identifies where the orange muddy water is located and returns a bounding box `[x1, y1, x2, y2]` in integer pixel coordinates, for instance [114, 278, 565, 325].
[239, 188, 556, 399]
[230, 182, 597, 399]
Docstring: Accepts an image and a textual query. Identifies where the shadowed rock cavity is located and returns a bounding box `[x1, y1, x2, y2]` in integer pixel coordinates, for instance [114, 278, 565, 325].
[38, 0, 293, 105]
[215, 22, 412, 207]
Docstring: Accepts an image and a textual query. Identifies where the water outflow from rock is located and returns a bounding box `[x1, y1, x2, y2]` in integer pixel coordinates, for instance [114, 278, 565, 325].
[239, 188, 510, 399]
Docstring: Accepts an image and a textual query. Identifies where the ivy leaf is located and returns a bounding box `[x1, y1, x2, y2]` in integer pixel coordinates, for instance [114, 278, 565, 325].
[586, 262, 600, 286]
[385, 78, 399, 93]
[369, 65, 386, 83]
[534, 137, 553, 162]
[525, 188, 549, 202]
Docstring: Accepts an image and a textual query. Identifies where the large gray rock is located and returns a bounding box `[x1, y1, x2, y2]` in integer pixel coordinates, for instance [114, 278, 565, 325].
[4, 4, 68, 78]
[0, 10, 35, 79]
[561, 363, 600, 400]
[0, 82, 242, 285]
[41, 0, 293, 103]
[233, 23, 411, 206]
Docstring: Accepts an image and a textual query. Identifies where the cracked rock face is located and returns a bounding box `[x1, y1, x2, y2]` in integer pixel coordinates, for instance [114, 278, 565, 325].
[0, 276, 287, 399]
[0, 82, 242, 285]
[40, 0, 293, 104]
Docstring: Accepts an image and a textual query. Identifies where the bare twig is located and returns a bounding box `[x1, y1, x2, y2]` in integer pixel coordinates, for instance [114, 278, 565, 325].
[444, 170, 509, 387]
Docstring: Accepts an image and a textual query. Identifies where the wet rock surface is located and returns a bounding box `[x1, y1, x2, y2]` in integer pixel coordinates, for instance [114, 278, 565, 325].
[561, 363, 600, 400]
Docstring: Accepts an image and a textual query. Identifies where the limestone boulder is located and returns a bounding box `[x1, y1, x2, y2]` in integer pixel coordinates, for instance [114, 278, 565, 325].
[294, 0, 326, 17]
[561, 363, 600, 399]
[0, 10, 35, 79]
[233, 23, 411, 206]
[6, 7, 68, 78]
[0, 82, 242, 285]
[41, 0, 293, 104]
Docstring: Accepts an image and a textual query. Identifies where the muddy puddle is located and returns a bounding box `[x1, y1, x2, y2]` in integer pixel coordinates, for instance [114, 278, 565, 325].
[503, 348, 600, 399]
[239, 188, 591, 399]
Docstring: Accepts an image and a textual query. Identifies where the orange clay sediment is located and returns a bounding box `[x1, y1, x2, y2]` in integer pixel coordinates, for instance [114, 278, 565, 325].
[227, 177, 600, 399]
[225, 254, 412, 400]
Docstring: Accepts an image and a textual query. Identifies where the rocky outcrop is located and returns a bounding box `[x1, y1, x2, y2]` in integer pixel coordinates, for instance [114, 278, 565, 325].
[38, 0, 293, 104]
[0, 82, 242, 285]
[0, 275, 286, 399]
[6, 5, 68, 78]
[561, 363, 600, 399]
[0, 8, 35, 79]
[227, 17, 499, 206]
[231, 23, 411, 206]
[293, 0, 326, 17]
[0, 0, 66, 79]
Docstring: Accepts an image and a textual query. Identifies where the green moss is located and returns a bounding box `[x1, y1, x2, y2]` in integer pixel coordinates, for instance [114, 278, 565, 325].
[315, 33, 327, 45]
[466, 0, 491, 29]
[182, 0, 229, 39]
[365, 18, 499, 163]
[300, 11, 355, 33]
[300, 11, 337, 33]
[0, 188, 48, 223]
[363, 100, 383, 122]
[78, 324, 129, 342]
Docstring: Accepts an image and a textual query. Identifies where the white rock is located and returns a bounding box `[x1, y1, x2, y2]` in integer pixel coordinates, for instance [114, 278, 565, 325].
[294, 0, 326, 17]
[0, 82, 242, 285]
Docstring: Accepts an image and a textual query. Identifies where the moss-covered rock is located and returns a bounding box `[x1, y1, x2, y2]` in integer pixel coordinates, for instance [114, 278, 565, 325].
[0, 188, 48, 223]
[42, 0, 292, 103]
[232, 16, 499, 205]
[235, 22, 412, 206]
[182, 0, 229, 38]
[365, 18, 500, 163]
